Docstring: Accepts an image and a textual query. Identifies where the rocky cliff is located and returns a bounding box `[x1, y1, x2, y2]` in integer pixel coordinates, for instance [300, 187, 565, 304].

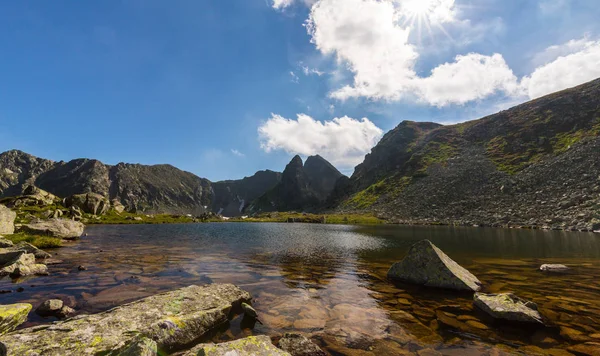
[0, 152, 275, 216]
[248, 155, 344, 213]
[211, 170, 281, 216]
[335, 78, 600, 231]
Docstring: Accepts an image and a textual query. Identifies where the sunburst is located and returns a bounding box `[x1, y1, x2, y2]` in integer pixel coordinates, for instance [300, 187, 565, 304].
[397, 0, 455, 45]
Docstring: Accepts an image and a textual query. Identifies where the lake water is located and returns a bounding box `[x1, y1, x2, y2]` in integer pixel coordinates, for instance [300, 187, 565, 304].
[2, 223, 600, 355]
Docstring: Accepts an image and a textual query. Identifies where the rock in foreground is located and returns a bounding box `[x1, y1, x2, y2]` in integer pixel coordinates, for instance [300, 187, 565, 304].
[474, 293, 543, 324]
[18, 218, 84, 239]
[1, 284, 251, 355]
[186, 335, 290, 356]
[387, 240, 482, 291]
[0, 304, 32, 336]
[278, 333, 326, 356]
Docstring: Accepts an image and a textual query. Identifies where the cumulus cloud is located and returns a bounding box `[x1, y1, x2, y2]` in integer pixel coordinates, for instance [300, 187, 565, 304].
[522, 39, 600, 99]
[307, 0, 522, 106]
[415, 53, 520, 106]
[258, 113, 383, 168]
[276, 0, 599, 106]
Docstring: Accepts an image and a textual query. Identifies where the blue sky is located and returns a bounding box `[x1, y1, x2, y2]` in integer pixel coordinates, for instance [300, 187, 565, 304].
[1, 0, 599, 181]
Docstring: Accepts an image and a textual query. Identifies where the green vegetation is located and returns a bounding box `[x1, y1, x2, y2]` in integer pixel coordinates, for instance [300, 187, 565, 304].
[410, 141, 458, 177]
[343, 176, 413, 210]
[86, 209, 220, 225]
[344, 180, 386, 209]
[552, 119, 600, 153]
[486, 136, 544, 175]
[3, 232, 62, 249]
[229, 212, 385, 225]
[487, 118, 600, 175]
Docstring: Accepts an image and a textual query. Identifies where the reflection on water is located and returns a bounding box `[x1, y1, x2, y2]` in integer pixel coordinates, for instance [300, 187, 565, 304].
[1, 223, 599, 355]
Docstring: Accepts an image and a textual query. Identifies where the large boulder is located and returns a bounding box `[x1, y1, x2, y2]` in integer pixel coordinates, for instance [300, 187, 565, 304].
[18, 219, 84, 239]
[0, 304, 32, 335]
[0, 251, 48, 277]
[473, 293, 543, 324]
[387, 240, 482, 291]
[278, 333, 326, 356]
[64, 193, 110, 216]
[0, 205, 16, 235]
[186, 335, 290, 356]
[111, 199, 126, 214]
[0, 284, 252, 356]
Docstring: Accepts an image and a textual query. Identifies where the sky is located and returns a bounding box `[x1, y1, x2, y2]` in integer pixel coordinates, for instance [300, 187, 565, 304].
[1, 0, 600, 181]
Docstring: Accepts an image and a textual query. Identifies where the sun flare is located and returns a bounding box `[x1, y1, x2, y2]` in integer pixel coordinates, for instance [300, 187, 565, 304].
[397, 0, 456, 44]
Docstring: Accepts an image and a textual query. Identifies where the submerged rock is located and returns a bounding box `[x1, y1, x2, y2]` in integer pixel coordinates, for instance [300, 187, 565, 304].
[474, 293, 543, 324]
[540, 264, 570, 272]
[0, 205, 16, 235]
[0, 284, 251, 355]
[18, 218, 84, 239]
[0, 304, 32, 336]
[186, 335, 290, 356]
[387, 240, 482, 291]
[278, 333, 326, 356]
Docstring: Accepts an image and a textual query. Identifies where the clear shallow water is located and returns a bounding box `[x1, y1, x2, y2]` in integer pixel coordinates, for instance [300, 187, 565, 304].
[1, 223, 600, 355]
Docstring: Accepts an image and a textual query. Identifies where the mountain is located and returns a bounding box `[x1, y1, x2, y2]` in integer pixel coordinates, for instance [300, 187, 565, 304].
[334, 78, 600, 231]
[211, 170, 281, 216]
[0, 151, 279, 216]
[248, 155, 344, 213]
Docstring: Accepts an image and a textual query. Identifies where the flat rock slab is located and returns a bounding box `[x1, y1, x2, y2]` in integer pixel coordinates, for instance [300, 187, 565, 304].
[19, 219, 84, 240]
[0, 304, 32, 336]
[186, 335, 291, 356]
[474, 293, 543, 324]
[0, 284, 251, 356]
[387, 240, 482, 291]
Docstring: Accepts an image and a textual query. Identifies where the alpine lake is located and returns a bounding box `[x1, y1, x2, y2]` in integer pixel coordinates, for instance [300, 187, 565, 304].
[1, 223, 599, 355]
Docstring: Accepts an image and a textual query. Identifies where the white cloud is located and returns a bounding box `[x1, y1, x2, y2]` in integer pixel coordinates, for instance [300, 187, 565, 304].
[531, 36, 593, 66]
[415, 53, 520, 106]
[522, 39, 600, 99]
[290, 71, 299, 83]
[258, 113, 383, 168]
[272, 0, 295, 10]
[301, 66, 325, 76]
[307, 0, 521, 106]
[231, 149, 245, 157]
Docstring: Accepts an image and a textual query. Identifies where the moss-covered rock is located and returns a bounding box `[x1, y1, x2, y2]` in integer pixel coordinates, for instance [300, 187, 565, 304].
[186, 335, 290, 356]
[387, 240, 482, 291]
[474, 293, 543, 324]
[0, 304, 32, 336]
[1, 284, 251, 355]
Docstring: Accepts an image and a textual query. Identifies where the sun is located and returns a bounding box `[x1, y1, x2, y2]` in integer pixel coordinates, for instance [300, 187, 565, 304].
[397, 0, 455, 44]
[401, 0, 438, 18]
